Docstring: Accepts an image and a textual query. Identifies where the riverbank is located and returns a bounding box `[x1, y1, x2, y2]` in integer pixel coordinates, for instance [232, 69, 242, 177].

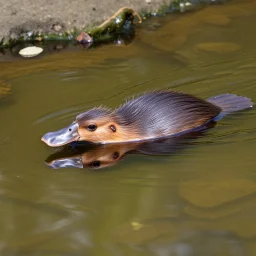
[1, 0, 180, 46]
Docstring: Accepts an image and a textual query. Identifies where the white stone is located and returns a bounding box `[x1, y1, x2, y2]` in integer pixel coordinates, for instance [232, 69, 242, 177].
[19, 46, 43, 58]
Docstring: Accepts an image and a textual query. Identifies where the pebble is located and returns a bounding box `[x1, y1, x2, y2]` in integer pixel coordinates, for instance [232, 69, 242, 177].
[76, 32, 93, 44]
[19, 46, 43, 58]
[52, 24, 62, 32]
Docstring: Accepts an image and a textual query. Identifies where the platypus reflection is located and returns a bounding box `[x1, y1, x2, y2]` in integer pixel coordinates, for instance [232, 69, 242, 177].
[41, 90, 253, 147]
[44, 121, 216, 170]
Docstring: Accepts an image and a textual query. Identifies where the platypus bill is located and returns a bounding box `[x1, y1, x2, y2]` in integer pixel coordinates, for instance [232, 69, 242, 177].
[41, 90, 253, 147]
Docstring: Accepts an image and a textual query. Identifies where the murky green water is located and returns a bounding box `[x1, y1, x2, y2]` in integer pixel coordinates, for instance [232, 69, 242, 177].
[0, 0, 256, 255]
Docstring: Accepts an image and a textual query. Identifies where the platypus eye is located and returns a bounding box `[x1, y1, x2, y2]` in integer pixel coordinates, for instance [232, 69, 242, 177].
[87, 124, 97, 131]
[91, 160, 101, 168]
[113, 152, 119, 159]
[110, 125, 116, 132]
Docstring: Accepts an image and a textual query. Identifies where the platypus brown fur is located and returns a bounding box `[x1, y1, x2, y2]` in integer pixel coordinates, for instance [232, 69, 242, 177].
[41, 90, 253, 147]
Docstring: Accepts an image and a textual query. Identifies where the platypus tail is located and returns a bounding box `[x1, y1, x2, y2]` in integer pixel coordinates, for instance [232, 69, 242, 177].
[207, 94, 253, 116]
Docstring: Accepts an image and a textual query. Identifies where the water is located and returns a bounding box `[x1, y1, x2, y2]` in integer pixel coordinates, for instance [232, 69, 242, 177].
[0, 0, 256, 255]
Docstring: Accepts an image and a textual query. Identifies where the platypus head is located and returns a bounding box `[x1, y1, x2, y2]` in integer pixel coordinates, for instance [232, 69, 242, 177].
[41, 108, 128, 147]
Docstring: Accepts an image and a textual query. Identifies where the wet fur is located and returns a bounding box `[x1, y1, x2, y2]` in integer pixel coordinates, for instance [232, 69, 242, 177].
[75, 90, 222, 143]
[113, 90, 221, 139]
[76, 107, 111, 122]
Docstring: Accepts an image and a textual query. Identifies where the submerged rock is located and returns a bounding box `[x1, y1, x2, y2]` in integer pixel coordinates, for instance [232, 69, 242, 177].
[195, 42, 241, 53]
[202, 14, 231, 26]
[179, 178, 256, 208]
[184, 190, 256, 220]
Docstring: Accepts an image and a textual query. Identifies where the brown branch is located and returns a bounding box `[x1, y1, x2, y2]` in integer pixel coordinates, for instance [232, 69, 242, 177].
[98, 7, 142, 29]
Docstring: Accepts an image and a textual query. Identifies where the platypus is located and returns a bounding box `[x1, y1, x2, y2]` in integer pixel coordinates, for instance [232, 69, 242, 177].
[41, 90, 253, 147]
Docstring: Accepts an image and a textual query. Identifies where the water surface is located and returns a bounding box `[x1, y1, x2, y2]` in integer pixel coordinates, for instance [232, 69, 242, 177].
[0, 0, 256, 255]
